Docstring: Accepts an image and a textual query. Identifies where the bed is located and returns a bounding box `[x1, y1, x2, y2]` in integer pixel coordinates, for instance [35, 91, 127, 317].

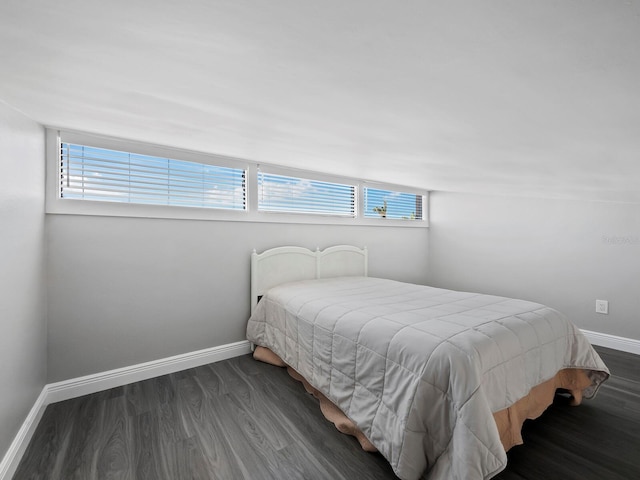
[246, 245, 609, 480]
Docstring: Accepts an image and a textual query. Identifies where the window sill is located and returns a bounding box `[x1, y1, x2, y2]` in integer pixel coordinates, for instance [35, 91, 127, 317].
[45, 198, 428, 227]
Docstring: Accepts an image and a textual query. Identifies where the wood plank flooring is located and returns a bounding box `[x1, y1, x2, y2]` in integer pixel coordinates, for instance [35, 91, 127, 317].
[12, 346, 640, 480]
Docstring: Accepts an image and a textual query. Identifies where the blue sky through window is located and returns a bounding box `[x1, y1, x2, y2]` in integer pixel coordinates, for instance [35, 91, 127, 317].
[258, 171, 355, 216]
[60, 143, 246, 210]
[364, 187, 423, 220]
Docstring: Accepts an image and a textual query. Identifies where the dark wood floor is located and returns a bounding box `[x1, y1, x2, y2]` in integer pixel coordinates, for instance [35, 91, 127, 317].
[13, 346, 640, 480]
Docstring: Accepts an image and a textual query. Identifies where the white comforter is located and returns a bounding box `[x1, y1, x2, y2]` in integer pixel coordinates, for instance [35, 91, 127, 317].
[246, 277, 609, 480]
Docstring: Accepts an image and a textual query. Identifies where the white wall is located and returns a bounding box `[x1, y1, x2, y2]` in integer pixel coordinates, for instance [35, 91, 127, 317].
[46, 215, 428, 382]
[428, 191, 640, 341]
[0, 103, 46, 457]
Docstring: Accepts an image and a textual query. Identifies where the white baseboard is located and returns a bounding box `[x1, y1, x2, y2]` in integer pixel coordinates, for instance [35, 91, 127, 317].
[581, 329, 640, 356]
[0, 388, 48, 480]
[0, 340, 251, 480]
[46, 340, 252, 404]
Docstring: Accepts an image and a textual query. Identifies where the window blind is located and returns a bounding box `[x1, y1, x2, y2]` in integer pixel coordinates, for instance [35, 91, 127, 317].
[59, 143, 246, 210]
[258, 171, 356, 216]
[363, 187, 423, 220]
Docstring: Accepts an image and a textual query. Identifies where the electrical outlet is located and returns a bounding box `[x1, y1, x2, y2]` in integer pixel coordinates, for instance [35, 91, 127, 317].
[595, 300, 609, 315]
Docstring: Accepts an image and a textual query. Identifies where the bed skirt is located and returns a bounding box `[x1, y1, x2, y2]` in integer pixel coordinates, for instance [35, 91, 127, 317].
[253, 345, 593, 454]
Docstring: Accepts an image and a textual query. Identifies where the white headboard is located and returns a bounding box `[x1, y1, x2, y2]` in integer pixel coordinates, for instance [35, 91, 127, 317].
[250, 245, 368, 314]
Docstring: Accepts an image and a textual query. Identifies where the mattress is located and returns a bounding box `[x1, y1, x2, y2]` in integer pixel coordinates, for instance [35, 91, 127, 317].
[246, 276, 609, 480]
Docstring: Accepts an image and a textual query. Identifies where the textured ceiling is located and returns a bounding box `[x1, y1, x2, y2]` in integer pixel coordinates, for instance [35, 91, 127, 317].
[1, 0, 640, 202]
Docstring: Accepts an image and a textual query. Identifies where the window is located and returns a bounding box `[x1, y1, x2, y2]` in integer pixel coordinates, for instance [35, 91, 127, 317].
[47, 129, 427, 226]
[59, 143, 246, 210]
[258, 171, 356, 217]
[364, 187, 423, 220]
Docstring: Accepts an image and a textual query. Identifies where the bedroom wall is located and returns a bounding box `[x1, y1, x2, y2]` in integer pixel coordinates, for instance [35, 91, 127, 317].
[0, 103, 47, 458]
[427, 191, 640, 342]
[46, 216, 428, 382]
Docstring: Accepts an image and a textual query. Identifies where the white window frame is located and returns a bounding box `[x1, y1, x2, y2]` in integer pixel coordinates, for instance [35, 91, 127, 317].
[46, 129, 429, 227]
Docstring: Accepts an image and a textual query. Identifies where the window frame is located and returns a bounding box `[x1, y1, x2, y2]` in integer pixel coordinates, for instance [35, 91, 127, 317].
[46, 129, 429, 227]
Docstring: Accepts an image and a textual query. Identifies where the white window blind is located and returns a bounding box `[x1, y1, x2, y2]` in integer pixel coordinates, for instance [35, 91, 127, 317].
[258, 171, 356, 216]
[59, 143, 246, 210]
[363, 187, 423, 220]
